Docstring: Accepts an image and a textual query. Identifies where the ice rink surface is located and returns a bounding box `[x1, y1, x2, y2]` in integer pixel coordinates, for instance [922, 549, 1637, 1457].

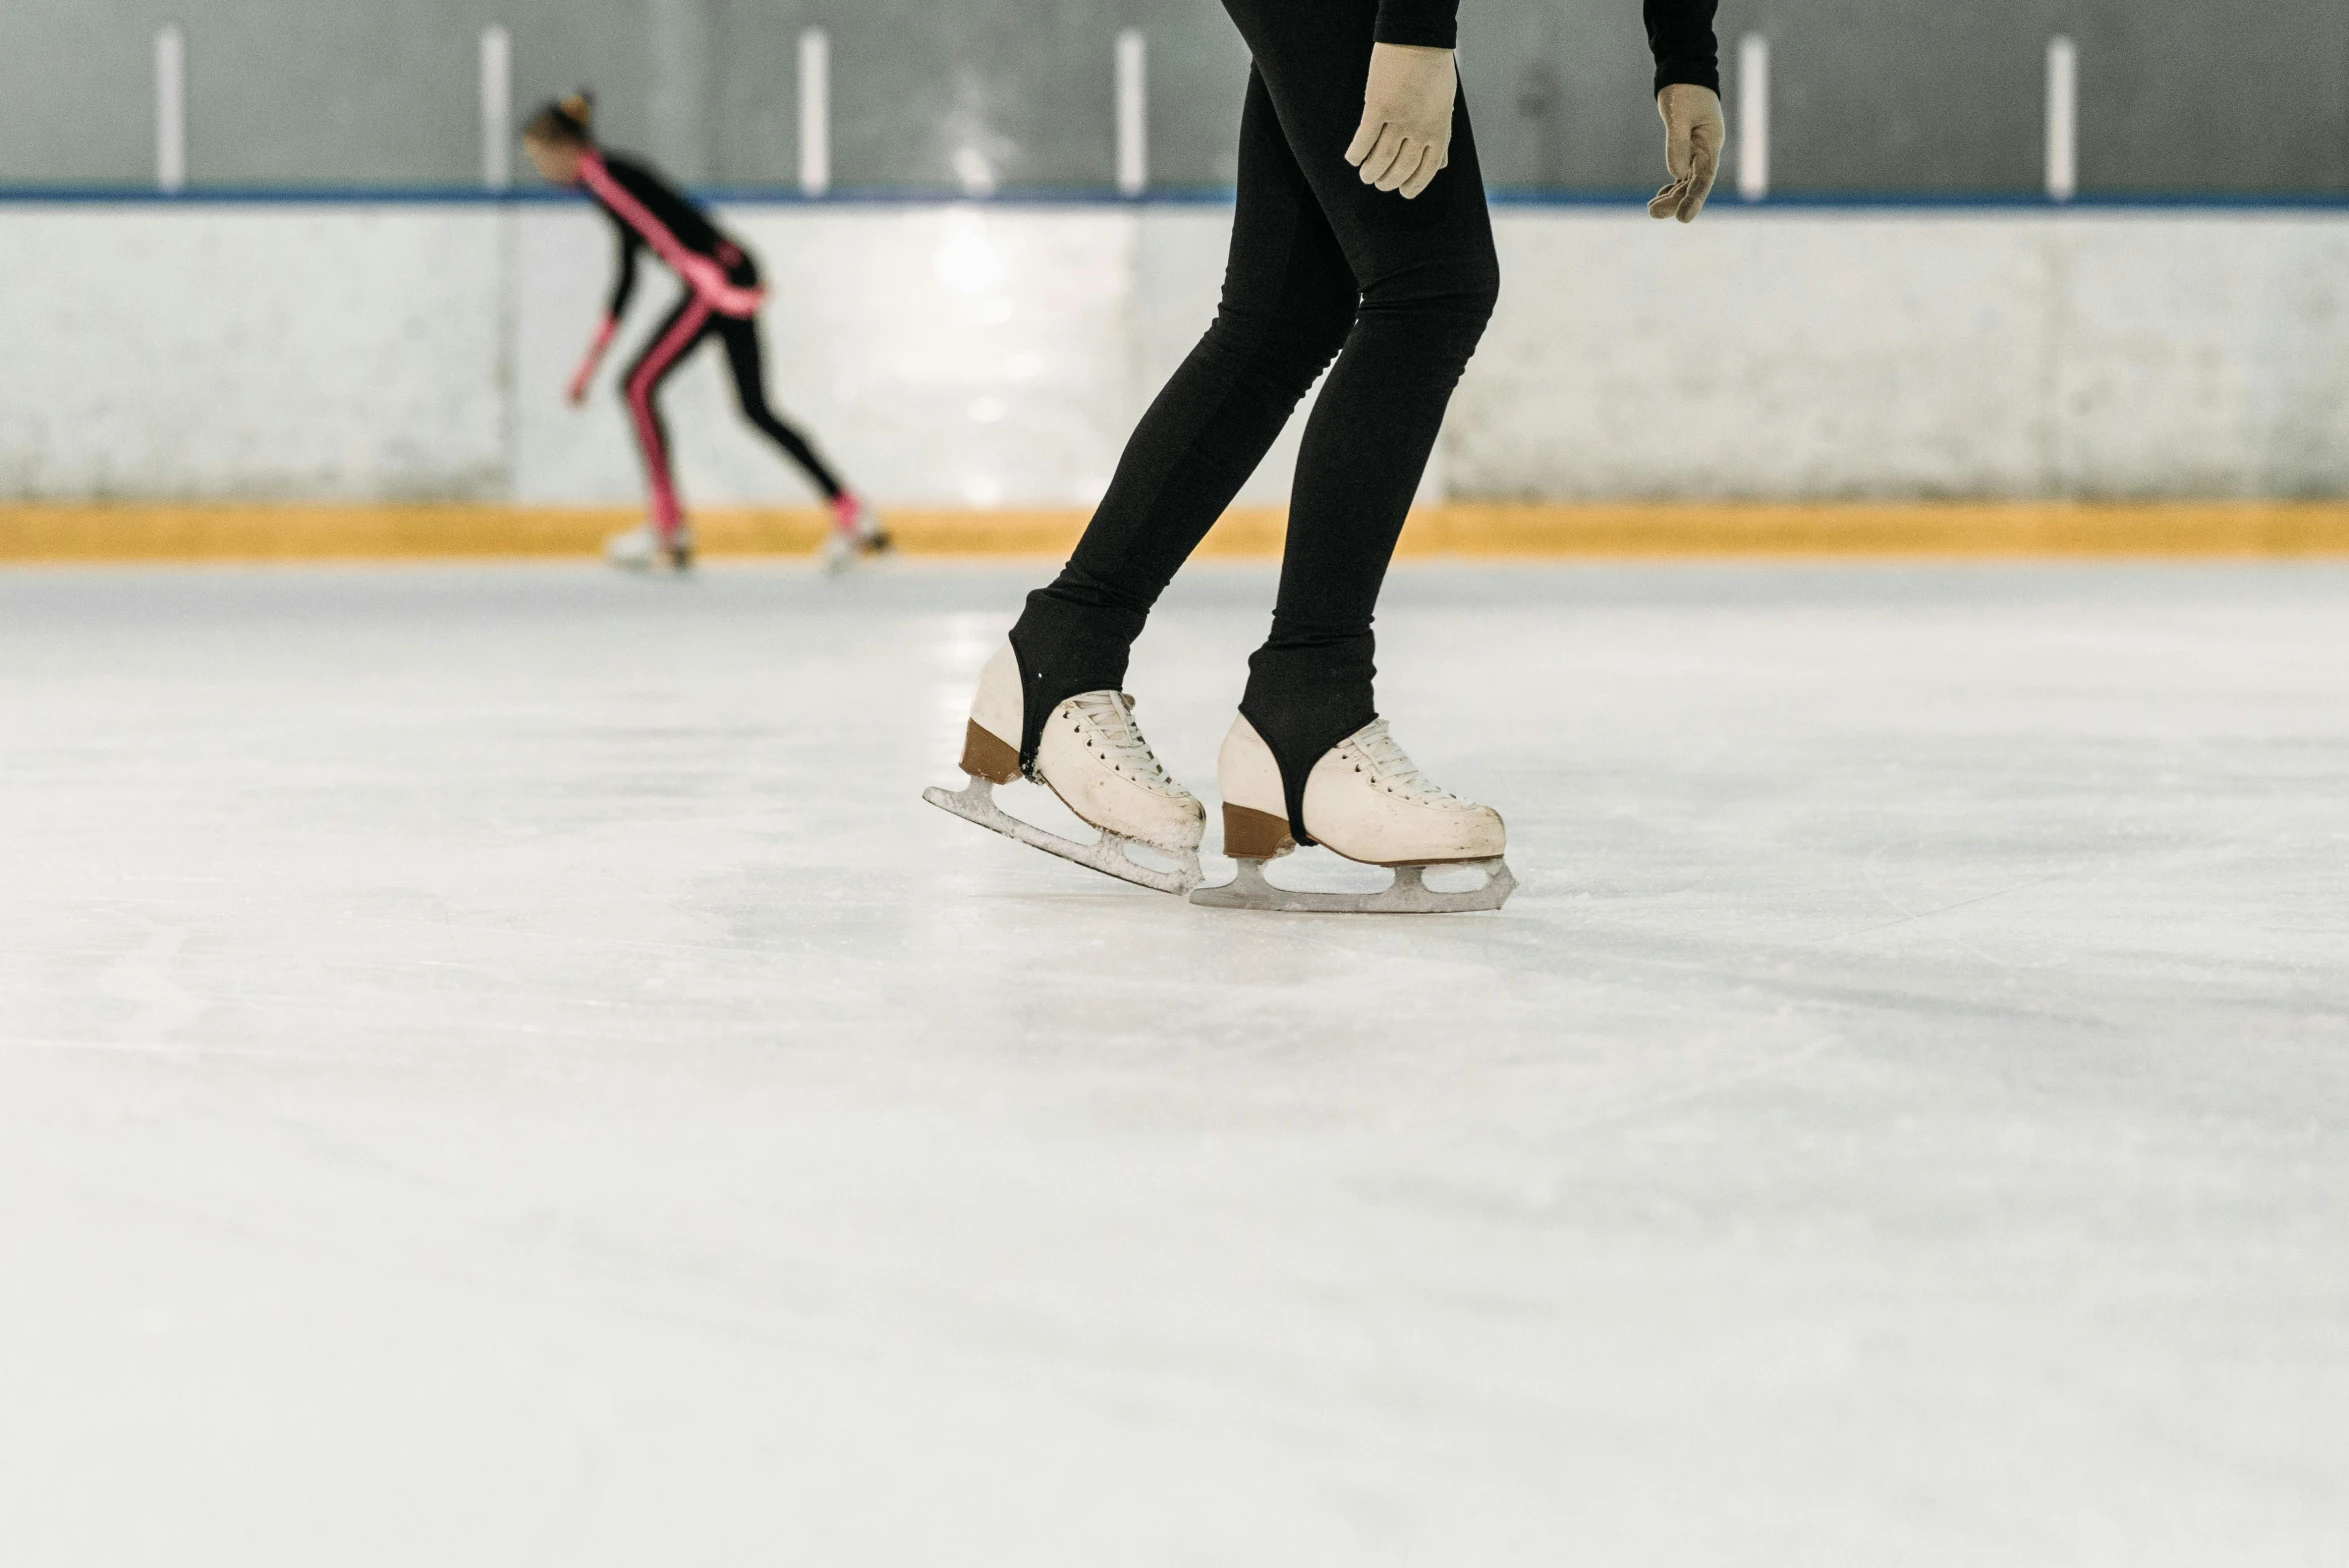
[2, 559, 2344, 1565]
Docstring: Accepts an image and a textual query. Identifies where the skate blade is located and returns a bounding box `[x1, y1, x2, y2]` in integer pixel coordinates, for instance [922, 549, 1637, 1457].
[1189, 856, 1516, 914]
[922, 776, 1201, 897]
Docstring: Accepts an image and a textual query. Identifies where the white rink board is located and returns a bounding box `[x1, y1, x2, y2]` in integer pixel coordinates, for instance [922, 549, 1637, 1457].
[1457, 209, 2349, 500]
[1, 561, 2346, 1565]
[2, 201, 2348, 503]
[516, 205, 1412, 512]
[0, 205, 507, 500]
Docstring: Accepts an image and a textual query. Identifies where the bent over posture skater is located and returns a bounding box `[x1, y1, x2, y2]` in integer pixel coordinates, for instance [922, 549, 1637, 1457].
[523, 95, 889, 573]
[927, 0, 1721, 910]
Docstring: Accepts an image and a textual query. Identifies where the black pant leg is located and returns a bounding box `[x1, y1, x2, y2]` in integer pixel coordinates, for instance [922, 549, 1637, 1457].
[1006, 67, 1358, 768]
[715, 315, 847, 501]
[1225, 0, 1501, 834]
[1003, 0, 1498, 814]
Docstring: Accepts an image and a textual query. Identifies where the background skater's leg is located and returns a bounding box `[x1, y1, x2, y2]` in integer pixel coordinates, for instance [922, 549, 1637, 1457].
[717, 315, 846, 501]
[715, 314, 890, 564]
[617, 295, 716, 564]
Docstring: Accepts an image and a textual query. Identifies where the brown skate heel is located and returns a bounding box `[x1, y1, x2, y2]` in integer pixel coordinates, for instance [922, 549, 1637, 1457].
[958, 721, 1021, 785]
[1220, 803, 1295, 861]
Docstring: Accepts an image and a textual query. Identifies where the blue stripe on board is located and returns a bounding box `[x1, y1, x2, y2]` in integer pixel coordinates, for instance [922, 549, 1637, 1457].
[2, 184, 2347, 212]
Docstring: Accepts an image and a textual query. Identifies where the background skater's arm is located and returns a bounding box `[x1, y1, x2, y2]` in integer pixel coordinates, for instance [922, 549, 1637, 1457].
[568, 223, 640, 405]
[605, 217, 642, 322]
[1645, 0, 1723, 222]
[566, 316, 617, 406]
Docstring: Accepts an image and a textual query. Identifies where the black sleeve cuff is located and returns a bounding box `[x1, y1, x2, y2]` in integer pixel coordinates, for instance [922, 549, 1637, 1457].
[1653, 58, 1721, 96]
[1373, 0, 1458, 50]
[1645, 0, 1720, 96]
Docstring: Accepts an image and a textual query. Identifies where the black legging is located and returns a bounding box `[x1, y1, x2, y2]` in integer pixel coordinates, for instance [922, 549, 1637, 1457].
[1009, 0, 1499, 838]
[624, 294, 847, 504]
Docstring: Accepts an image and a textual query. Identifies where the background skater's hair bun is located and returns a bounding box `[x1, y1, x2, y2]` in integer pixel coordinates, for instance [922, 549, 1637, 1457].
[525, 90, 597, 146]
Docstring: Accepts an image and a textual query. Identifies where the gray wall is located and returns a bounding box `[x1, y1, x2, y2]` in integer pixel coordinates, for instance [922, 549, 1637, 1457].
[2, 1, 2344, 194]
[1723, 0, 2349, 194]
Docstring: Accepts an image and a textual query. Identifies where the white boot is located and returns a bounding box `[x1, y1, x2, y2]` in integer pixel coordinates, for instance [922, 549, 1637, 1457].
[1193, 716, 1515, 913]
[820, 495, 891, 575]
[922, 642, 1204, 895]
[819, 526, 858, 575]
[606, 522, 691, 572]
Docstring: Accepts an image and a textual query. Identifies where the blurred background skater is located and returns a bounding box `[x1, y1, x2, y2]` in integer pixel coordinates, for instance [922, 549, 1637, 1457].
[522, 94, 890, 574]
[927, 0, 1722, 911]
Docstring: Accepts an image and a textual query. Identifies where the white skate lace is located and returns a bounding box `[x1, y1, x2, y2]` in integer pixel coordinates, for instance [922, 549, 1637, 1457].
[1068, 692, 1187, 797]
[1349, 719, 1466, 805]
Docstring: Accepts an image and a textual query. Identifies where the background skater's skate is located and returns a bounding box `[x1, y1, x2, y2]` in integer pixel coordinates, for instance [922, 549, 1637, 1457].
[923, 643, 1204, 895]
[1191, 716, 1514, 913]
[820, 493, 893, 574]
[605, 521, 692, 572]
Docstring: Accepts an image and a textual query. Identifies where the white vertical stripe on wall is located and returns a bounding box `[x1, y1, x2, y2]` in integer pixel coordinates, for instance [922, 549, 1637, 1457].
[1115, 29, 1147, 196]
[1736, 34, 1769, 201]
[799, 29, 831, 196]
[155, 25, 186, 193]
[2046, 36, 2079, 202]
[480, 26, 512, 193]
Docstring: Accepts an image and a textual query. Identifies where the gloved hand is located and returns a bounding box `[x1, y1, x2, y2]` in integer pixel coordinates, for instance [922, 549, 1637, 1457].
[568, 317, 617, 405]
[1345, 43, 1456, 200]
[1647, 83, 1724, 223]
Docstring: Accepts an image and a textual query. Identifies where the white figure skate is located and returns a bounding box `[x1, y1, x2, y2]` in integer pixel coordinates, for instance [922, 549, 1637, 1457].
[1190, 715, 1515, 913]
[606, 522, 692, 572]
[922, 643, 1205, 895]
[820, 494, 892, 575]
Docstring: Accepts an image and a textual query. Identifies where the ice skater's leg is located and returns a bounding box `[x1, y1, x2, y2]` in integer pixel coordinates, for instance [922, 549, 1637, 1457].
[1006, 68, 1359, 767]
[715, 315, 846, 501]
[621, 295, 717, 543]
[1223, 0, 1501, 836]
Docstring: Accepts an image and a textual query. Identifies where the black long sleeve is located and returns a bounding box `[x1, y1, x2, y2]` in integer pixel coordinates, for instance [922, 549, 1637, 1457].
[1376, 4, 1718, 95]
[1645, 0, 1720, 95]
[1373, 0, 1457, 50]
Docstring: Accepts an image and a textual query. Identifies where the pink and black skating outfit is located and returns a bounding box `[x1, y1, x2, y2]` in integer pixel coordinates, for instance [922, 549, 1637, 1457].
[575, 149, 862, 548]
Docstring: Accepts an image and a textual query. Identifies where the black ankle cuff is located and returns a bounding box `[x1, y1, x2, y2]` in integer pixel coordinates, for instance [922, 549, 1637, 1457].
[1240, 638, 1377, 844]
[1009, 590, 1146, 773]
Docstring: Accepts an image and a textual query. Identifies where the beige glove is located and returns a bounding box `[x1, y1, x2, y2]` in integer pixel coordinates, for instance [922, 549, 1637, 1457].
[1345, 43, 1456, 200]
[1647, 83, 1724, 223]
